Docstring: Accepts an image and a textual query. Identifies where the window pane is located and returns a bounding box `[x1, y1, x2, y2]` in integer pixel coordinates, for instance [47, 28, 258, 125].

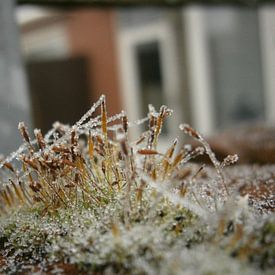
[206, 9, 265, 128]
[135, 41, 168, 134]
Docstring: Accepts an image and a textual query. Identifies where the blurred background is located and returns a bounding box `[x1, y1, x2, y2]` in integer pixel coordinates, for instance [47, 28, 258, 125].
[1, 1, 275, 163]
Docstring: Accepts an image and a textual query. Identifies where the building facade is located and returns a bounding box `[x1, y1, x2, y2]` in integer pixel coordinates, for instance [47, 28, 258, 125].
[6, 5, 275, 153]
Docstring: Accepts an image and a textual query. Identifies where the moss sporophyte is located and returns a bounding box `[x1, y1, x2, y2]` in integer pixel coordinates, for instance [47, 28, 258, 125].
[0, 95, 274, 274]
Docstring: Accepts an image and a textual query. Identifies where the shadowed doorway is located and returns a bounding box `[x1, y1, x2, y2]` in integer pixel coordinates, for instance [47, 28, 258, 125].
[26, 56, 91, 134]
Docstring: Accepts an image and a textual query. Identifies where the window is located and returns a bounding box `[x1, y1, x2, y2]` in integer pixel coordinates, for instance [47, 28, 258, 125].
[135, 41, 167, 134]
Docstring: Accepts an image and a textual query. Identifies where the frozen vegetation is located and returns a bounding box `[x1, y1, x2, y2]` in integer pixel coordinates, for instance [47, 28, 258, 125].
[0, 95, 274, 274]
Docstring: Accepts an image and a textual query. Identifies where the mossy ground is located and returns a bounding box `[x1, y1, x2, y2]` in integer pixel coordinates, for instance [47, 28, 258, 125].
[0, 165, 274, 274]
[0, 96, 274, 274]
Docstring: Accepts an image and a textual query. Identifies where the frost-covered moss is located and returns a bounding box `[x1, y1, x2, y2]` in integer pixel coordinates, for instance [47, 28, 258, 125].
[0, 96, 274, 274]
[0, 193, 200, 273]
[1, 166, 274, 274]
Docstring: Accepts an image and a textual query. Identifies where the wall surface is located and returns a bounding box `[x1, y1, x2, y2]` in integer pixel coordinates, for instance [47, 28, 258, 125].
[67, 9, 122, 115]
[0, 0, 32, 156]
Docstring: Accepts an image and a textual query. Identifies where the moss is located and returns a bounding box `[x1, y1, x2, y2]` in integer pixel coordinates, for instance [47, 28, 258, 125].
[0, 96, 274, 274]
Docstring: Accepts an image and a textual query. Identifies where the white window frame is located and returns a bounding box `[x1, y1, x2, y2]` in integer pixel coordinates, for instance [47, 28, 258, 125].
[184, 6, 275, 132]
[116, 20, 183, 149]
